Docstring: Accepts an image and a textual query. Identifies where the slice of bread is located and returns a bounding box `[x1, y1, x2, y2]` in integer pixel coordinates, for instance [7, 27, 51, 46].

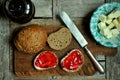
[61, 49, 84, 72]
[47, 27, 72, 50]
[34, 51, 58, 70]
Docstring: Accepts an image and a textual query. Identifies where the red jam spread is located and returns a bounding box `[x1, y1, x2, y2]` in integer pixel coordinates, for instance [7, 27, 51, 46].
[34, 51, 58, 68]
[61, 49, 83, 70]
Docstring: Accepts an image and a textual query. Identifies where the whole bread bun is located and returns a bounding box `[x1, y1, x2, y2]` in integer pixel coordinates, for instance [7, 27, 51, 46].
[47, 27, 72, 50]
[14, 24, 47, 54]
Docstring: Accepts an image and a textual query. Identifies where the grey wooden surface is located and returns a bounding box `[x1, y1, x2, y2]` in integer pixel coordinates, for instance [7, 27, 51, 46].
[0, 0, 120, 80]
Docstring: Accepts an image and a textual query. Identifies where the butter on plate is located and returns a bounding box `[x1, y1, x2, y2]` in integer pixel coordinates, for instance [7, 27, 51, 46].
[98, 8, 120, 38]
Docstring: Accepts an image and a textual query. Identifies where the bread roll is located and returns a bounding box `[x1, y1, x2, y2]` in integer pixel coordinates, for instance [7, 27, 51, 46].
[14, 24, 47, 54]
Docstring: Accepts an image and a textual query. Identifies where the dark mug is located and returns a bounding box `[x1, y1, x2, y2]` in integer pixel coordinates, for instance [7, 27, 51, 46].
[3, 0, 35, 24]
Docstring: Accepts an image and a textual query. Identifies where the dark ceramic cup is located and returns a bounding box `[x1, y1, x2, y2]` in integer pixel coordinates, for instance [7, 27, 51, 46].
[3, 0, 35, 24]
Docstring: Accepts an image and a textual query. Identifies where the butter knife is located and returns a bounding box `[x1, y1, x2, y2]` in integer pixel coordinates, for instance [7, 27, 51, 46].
[59, 11, 104, 73]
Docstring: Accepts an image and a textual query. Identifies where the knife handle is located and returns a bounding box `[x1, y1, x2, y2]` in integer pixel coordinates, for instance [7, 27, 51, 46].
[84, 46, 104, 73]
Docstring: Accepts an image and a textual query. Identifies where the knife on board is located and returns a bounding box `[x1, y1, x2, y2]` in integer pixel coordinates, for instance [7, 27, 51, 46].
[59, 11, 104, 73]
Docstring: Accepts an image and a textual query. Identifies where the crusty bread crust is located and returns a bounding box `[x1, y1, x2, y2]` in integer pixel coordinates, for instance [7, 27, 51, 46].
[14, 24, 47, 54]
[47, 27, 72, 50]
[61, 49, 84, 72]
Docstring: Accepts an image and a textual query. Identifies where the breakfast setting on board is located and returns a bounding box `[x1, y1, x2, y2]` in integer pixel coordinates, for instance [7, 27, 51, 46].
[0, 0, 120, 78]
[12, 1, 120, 76]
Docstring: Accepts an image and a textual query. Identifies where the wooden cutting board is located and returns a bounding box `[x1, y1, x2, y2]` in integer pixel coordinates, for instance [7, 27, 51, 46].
[13, 22, 117, 76]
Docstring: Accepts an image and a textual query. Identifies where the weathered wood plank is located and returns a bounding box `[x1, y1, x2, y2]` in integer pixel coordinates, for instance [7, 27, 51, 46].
[83, 79, 108, 80]
[59, 0, 105, 17]
[84, 62, 105, 78]
[53, 0, 61, 19]
[0, 16, 10, 80]
[54, 64, 106, 80]
[106, 0, 120, 2]
[31, 0, 52, 17]
[96, 55, 105, 61]
[14, 76, 53, 80]
[54, 76, 85, 80]
[106, 47, 120, 80]
[0, 72, 3, 79]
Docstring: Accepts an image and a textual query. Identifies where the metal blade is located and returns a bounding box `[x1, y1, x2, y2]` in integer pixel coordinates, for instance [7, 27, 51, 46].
[59, 11, 88, 47]
[59, 11, 104, 73]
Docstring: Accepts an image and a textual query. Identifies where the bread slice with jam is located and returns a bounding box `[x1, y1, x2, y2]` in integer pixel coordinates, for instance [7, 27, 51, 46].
[61, 49, 84, 72]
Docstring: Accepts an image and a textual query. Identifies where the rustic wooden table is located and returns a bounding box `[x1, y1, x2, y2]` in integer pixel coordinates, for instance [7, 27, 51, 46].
[0, 0, 120, 80]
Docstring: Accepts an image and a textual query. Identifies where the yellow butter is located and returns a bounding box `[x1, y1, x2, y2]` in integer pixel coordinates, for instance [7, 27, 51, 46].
[106, 32, 113, 38]
[98, 8, 120, 38]
[111, 29, 119, 36]
[98, 22, 106, 30]
[99, 14, 106, 22]
[100, 27, 113, 38]
[105, 17, 112, 24]
[116, 24, 120, 31]
[108, 23, 114, 29]
[113, 19, 119, 26]
[108, 10, 120, 19]
[118, 16, 120, 23]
